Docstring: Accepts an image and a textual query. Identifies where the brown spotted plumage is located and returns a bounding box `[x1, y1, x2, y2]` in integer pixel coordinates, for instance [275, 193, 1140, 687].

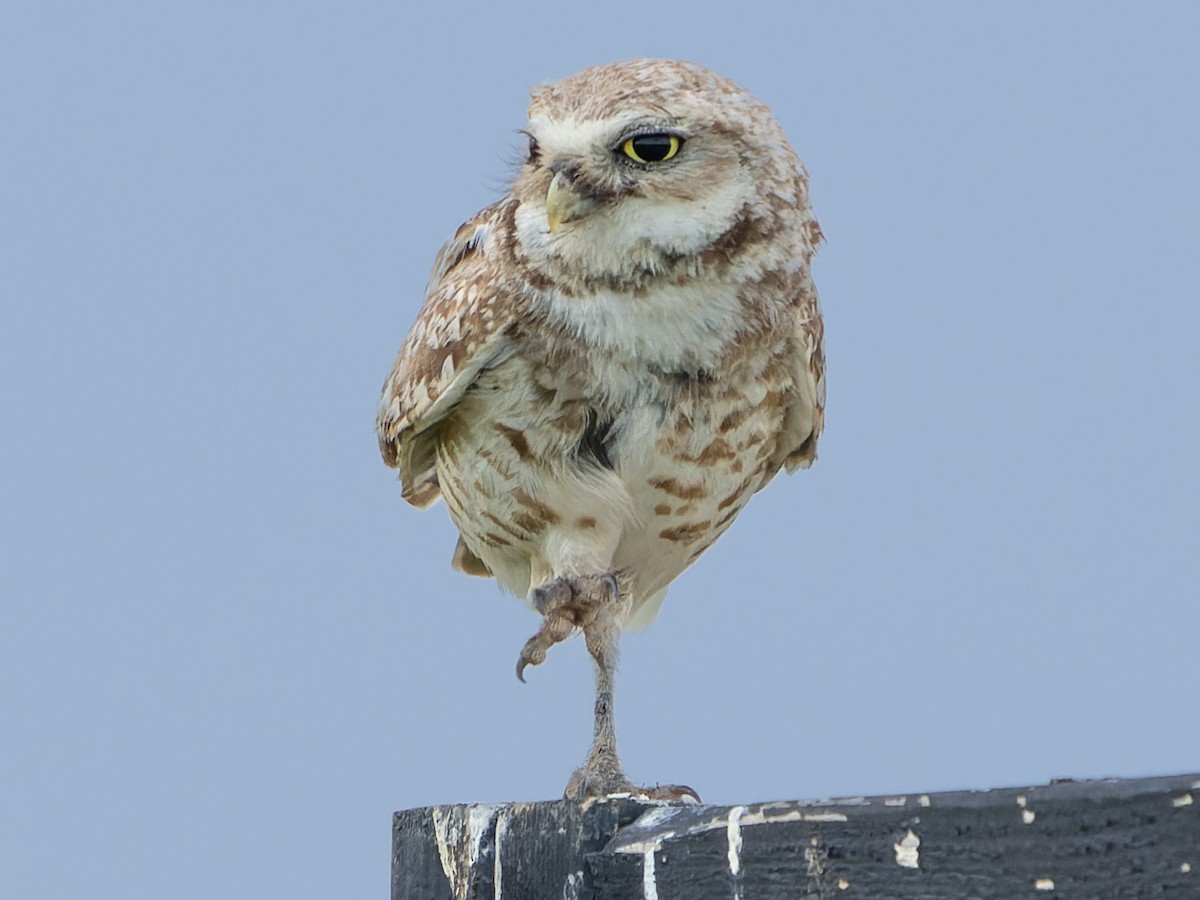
[378, 59, 824, 800]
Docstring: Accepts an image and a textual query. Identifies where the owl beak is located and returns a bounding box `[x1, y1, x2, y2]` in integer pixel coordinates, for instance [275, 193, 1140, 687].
[545, 170, 596, 233]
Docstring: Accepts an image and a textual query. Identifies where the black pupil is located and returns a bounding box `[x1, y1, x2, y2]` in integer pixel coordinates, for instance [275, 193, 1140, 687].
[631, 134, 675, 162]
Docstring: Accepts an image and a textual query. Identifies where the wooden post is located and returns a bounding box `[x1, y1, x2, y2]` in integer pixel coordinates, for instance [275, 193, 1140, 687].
[392, 772, 1198, 898]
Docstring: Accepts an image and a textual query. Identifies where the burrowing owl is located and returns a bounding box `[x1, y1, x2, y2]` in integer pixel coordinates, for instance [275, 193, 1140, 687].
[378, 58, 824, 800]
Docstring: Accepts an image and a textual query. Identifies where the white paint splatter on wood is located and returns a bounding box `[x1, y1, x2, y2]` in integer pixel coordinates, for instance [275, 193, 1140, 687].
[1016, 795, 1036, 824]
[493, 811, 506, 900]
[894, 829, 920, 869]
[1171, 792, 1193, 807]
[642, 849, 658, 900]
[432, 805, 499, 900]
[726, 805, 745, 876]
[561, 870, 583, 899]
[611, 803, 847, 856]
[1035, 877, 1056, 890]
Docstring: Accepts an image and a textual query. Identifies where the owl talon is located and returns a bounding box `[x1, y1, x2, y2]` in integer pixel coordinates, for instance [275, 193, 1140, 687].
[601, 573, 620, 602]
[515, 573, 621, 682]
[531, 580, 572, 614]
[564, 764, 700, 804]
[515, 632, 552, 683]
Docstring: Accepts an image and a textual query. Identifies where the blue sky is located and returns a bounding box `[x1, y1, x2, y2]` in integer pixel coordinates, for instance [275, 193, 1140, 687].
[2, 2, 1198, 897]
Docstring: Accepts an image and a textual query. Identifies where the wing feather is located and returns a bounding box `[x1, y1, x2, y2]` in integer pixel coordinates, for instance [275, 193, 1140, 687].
[782, 301, 825, 471]
[765, 275, 826, 479]
[377, 202, 520, 506]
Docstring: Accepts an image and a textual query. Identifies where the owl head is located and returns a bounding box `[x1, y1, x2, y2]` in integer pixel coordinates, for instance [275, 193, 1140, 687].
[509, 59, 809, 291]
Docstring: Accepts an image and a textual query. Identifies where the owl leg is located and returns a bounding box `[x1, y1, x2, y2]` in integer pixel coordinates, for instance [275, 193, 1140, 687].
[514, 573, 620, 683]
[563, 620, 700, 803]
[514, 573, 698, 801]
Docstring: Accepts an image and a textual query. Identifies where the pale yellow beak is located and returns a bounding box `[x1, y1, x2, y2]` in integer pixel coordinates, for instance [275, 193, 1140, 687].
[545, 170, 595, 234]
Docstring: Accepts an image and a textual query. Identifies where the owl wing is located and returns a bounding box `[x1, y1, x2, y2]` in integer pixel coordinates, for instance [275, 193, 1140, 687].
[767, 275, 826, 478]
[377, 202, 520, 508]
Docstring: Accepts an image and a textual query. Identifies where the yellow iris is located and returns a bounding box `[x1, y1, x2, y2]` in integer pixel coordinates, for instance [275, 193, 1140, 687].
[621, 134, 682, 164]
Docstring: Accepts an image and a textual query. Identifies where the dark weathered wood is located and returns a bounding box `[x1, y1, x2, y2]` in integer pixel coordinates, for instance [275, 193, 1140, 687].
[393, 772, 1199, 899]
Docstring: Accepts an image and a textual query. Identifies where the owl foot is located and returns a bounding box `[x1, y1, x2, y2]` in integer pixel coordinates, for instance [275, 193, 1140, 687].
[515, 573, 620, 683]
[564, 759, 700, 803]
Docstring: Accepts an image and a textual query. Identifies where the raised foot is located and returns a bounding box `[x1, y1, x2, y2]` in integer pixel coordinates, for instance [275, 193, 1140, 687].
[564, 765, 700, 803]
[515, 573, 620, 682]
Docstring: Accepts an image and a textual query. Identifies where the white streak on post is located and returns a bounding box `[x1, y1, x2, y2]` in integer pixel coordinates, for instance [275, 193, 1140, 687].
[431, 808, 466, 900]
[726, 805, 745, 876]
[493, 811, 506, 899]
[432, 805, 499, 900]
[471, 807, 492, 858]
[642, 849, 658, 900]
[610, 802, 851, 859]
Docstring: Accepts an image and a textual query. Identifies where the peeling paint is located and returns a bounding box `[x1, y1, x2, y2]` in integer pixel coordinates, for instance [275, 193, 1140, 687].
[837, 878, 850, 890]
[469, 807, 495, 861]
[611, 802, 847, 856]
[917, 795, 931, 807]
[432, 805, 500, 900]
[804, 839, 826, 882]
[1171, 792, 1193, 807]
[1035, 877, 1056, 891]
[642, 849, 658, 900]
[726, 805, 745, 876]
[894, 829, 920, 869]
[562, 870, 583, 900]
[1016, 795, 1036, 824]
[611, 807, 684, 854]
[493, 811, 506, 900]
[1180, 862, 1192, 873]
[884, 796, 907, 807]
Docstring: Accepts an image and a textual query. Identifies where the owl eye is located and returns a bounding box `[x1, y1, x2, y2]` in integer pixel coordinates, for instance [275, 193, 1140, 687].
[620, 133, 682, 164]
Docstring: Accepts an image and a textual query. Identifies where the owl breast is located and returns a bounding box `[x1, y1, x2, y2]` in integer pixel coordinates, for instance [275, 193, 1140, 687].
[432, 316, 794, 625]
